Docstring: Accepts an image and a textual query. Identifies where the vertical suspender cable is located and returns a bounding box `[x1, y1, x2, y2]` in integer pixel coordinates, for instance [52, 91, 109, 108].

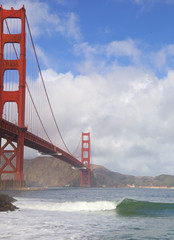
[25, 15, 71, 155]
[4, 17, 52, 143]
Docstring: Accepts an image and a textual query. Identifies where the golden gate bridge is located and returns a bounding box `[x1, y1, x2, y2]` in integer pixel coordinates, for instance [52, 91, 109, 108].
[0, 6, 91, 187]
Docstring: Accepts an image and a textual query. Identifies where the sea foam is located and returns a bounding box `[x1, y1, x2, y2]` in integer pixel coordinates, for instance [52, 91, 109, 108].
[16, 198, 117, 212]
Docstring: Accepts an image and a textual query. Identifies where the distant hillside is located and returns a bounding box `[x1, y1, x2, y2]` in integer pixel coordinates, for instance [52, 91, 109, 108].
[24, 157, 174, 188]
[91, 165, 154, 188]
[24, 157, 81, 187]
[153, 175, 174, 187]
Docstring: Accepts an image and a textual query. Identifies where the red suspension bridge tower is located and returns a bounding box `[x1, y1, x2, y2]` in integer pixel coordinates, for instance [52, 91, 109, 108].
[81, 132, 91, 187]
[0, 6, 26, 185]
[0, 6, 92, 188]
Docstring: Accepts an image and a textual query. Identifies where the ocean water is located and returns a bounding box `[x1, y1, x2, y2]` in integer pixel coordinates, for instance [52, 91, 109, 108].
[1, 187, 174, 239]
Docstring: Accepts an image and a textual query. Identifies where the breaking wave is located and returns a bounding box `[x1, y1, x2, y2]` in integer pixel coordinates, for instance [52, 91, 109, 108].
[16, 197, 174, 217]
[16, 198, 117, 212]
[116, 198, 174, 217]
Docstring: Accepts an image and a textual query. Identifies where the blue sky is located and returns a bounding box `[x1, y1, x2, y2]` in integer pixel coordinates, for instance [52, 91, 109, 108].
[2, 0, 174, 176]
[30, 0, 174, 77]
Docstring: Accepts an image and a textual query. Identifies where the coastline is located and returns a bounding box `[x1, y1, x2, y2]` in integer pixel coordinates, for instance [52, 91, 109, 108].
[0, 187, 46, 191]
[127, 184, 174, 189]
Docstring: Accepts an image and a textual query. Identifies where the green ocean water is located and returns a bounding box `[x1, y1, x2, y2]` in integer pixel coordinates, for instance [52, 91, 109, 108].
[1, 187, 174, 239]
[116, 197, 174, 217]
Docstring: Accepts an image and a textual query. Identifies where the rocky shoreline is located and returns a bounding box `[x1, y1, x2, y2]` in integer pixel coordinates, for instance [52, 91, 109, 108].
[0, 194, 18, 212]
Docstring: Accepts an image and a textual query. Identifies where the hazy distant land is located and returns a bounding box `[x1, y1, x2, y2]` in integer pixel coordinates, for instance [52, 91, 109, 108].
[22, 157, 174, 188]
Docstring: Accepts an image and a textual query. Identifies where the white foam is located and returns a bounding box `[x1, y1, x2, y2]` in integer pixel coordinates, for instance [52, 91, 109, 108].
[16, 199, 116, 212]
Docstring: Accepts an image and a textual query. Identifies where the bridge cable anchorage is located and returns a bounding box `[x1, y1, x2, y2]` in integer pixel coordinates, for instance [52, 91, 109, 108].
[4, 17, 52, 144]
[25, 15, 72, 155]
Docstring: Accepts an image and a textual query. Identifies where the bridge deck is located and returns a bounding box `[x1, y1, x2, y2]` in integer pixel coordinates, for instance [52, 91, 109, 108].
[0, 118, 85, 169]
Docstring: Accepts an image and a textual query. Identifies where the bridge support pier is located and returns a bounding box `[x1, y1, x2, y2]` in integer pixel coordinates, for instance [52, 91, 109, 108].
[0, 132, 25, 184]
[15, 130, 25, 181]
[81, 169, 91, 187]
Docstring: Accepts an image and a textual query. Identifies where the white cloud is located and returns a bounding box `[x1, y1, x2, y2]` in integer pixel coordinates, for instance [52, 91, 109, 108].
[35, 45, 50, 67]
[150, 44, 174, 70]
[25, 39, 174, 177]
[132, 0, 174, 10]
[74, 39, 141, 62]
[74, 40, 174, 77]
[106, 39, 141, 64]
[24, 63, 174, 177]
[62, 12, 81, 41]
[74, 42, 98, 58]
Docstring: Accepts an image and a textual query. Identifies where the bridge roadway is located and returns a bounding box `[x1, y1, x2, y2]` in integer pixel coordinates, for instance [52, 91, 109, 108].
[0, 118, 86, 169]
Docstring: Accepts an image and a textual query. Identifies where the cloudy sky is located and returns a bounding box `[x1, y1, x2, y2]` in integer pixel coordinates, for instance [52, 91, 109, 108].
[2, 0, 174, 176]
